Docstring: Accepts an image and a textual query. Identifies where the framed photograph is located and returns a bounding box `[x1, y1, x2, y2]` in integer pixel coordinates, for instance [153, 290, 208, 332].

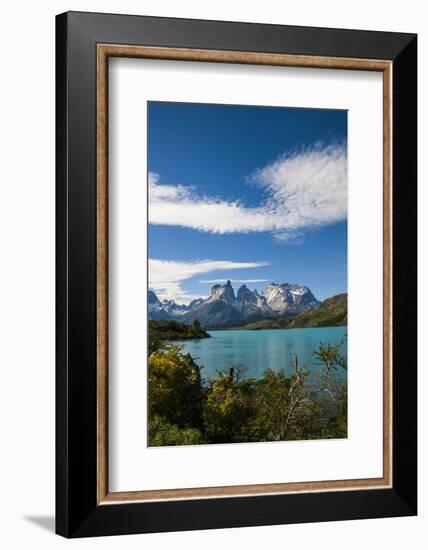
[56, 11, 417, 537]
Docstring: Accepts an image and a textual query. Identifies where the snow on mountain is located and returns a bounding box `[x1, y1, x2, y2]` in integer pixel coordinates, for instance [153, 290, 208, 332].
[161, 299, 189, 317]
[148, 291, 194, 320]
[262, 283, 320, 314]
[207, 280, 236, 305]
[252, 288, 272, 315]
[189, 298, 204, 309]
[148, 290, 171, 320]
[148, 281, 320, 326]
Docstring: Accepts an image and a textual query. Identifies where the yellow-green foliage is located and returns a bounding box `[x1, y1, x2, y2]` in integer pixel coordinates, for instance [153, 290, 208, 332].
[148, 345, 203, 431]
[149, 415, 204, 446]
[147, 341, 347, 446]
[250, 368, 321, 441]
[203, 374, 254, 443]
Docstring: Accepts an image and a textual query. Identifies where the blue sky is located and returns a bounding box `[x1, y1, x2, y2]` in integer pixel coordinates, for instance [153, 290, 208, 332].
[148, 101, 347, 304]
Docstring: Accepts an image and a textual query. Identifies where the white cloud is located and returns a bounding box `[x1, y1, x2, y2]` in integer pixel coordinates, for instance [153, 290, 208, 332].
[149, 258, 268, 303]
[199, 279, 269, 284]
[149, 173, 274, 234]
[148, 142, 347, 242]
[252, 142, 347, 231]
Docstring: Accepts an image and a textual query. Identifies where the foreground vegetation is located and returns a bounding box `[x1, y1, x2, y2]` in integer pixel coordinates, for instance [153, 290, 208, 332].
[148, 324, 348, 446]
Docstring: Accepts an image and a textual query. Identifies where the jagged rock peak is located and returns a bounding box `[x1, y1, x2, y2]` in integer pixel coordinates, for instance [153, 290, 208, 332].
[189, 297, 204, 309]
[262, 282, 320, 313]
[209, 280, 236, 305]
[149, 281, 321, 326]
[148, 289, 161, 305]
[161, 298, 188, 317]
[237, 284, 256, 306]
[237, 283, 249, 292]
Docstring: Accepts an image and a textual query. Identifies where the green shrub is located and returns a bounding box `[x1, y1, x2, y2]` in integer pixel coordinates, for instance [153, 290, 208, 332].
[147, 340, 348, 445]
[148, 345, 203, 429]
[148, 415, 205, 446]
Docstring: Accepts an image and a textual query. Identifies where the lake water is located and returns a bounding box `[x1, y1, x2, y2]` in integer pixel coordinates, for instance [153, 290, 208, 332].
[177, 326, 347, 382]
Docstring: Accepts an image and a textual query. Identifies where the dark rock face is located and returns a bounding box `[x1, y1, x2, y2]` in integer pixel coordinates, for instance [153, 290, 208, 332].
[189, 298, 204, 309]
[148, 290, 161, 306]
[181, 299, 241, 328]
[148, 290, 171, 319]
[148, 308, 171, 320]
[237, 284, 256, 306]
[236, 285, 265, 320]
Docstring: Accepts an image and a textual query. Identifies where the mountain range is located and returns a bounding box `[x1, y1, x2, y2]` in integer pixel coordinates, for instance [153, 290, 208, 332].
[148, 281, 320, 328]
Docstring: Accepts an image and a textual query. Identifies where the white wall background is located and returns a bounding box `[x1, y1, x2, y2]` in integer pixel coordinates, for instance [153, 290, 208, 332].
[0, 1, 424, 548]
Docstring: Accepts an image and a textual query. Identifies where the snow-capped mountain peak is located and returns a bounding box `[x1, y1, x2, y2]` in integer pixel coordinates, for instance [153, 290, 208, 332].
[148, 281, 320, 326]
[208, 280, 236, 305]
[161, 299, 189, 317]
[148, 289, 161, 309]
[262, 283, 320, 313]
[148, 289, 171, 320]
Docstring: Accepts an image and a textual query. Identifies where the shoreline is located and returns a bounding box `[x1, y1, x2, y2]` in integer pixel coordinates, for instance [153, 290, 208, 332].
[207, 323, 347, 332]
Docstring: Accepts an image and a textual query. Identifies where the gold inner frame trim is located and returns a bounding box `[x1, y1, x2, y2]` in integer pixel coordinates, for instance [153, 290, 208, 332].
[96, 44, 393, 505]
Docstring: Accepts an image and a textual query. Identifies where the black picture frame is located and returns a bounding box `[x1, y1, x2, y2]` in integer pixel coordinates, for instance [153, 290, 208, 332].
[56, 11, 417, 538]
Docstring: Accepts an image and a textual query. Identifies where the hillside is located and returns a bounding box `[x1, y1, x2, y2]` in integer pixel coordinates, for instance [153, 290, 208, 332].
[230, 314, 296, 330]
[148, 319, 210, 348]
[286, 293, 347, 328]
[235, 319, 289, 330]
[240, 294, 347, 330]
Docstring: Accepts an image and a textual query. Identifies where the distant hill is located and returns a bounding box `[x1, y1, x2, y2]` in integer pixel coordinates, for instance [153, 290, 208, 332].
[230, 315, 295, 331]
[149, 319, 210, 344]
[241, 294, 347, 330]
[286, 293, 347, 328]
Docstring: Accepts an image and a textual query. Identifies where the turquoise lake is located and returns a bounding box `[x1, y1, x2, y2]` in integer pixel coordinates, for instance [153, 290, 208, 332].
[177, 326, 347, 382]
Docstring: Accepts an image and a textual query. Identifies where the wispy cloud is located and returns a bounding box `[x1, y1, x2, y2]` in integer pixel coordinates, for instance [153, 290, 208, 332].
[199, 279, 269, 284]
[148, 142, 347, 242]
[148, 173, 273, 234]
[149, 258, 269, 303]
